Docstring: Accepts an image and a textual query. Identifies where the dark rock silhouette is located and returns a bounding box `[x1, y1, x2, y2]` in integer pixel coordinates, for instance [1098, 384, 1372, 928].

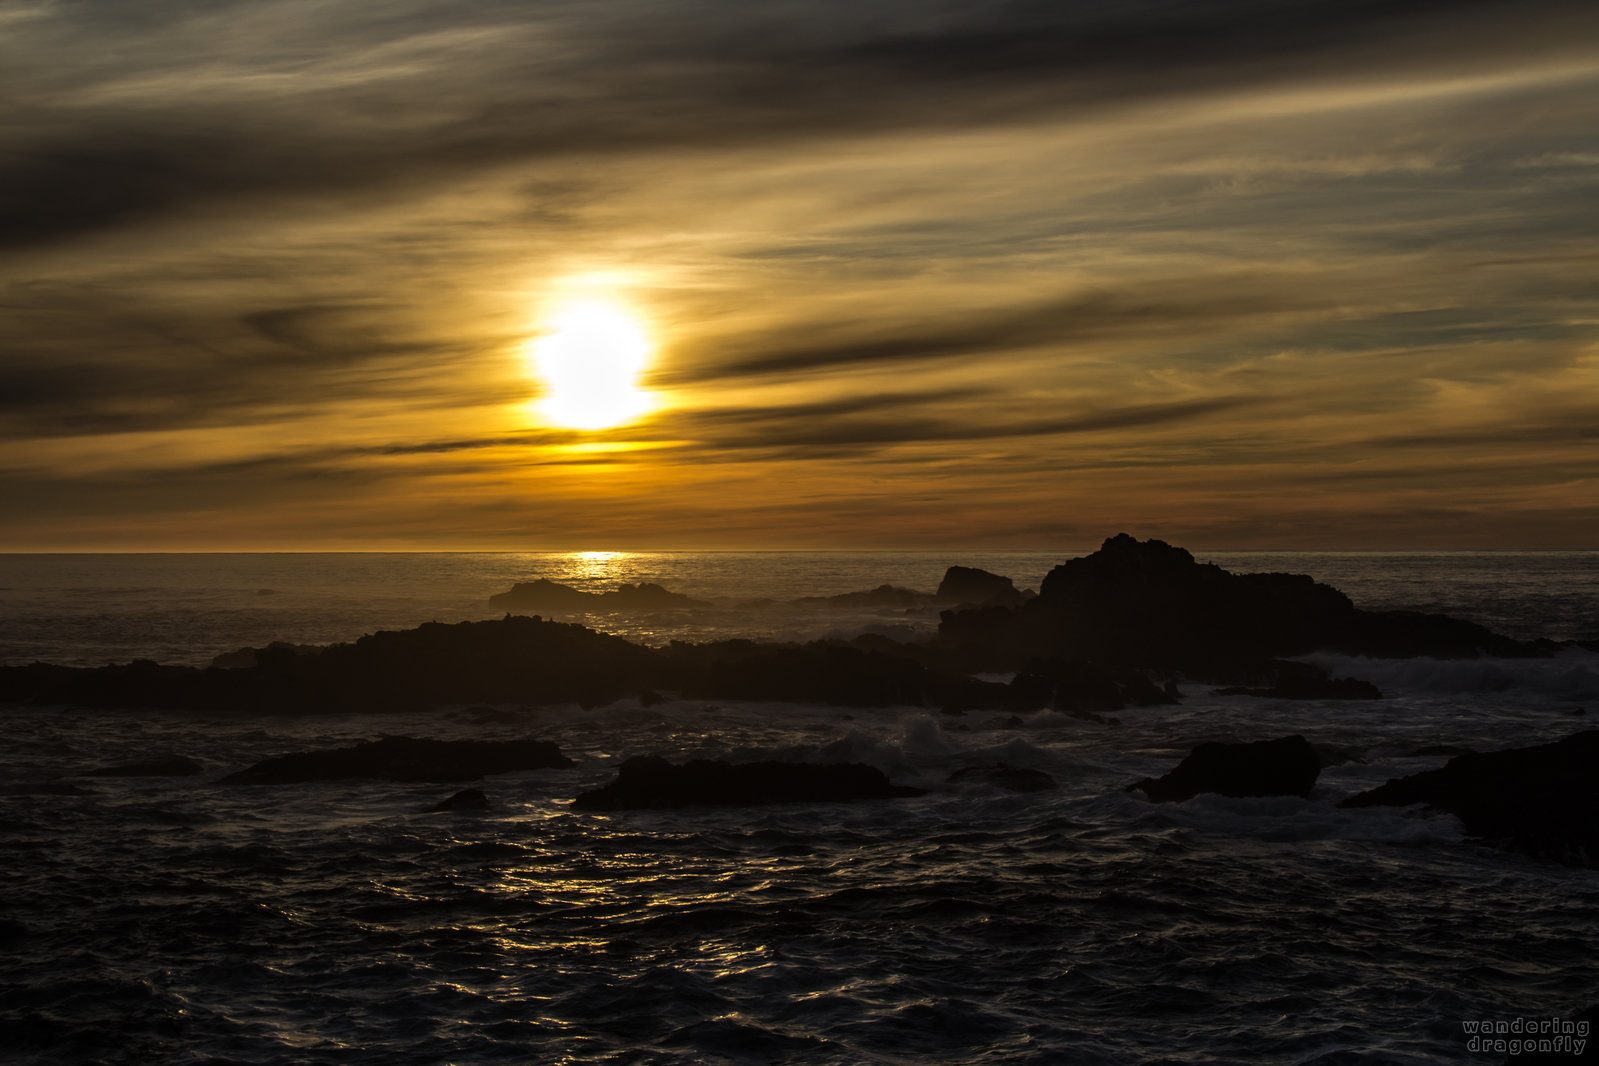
[427, 788, 490, 812]
[1404, 744, 1477, 758]
[1213, 661, 1381, 700]
[211, 641, 323, 670]
[674, 640, 934, 708]
[946, 764, 1057, 792]
[0, 616, 663, 713]
[792, 584, 934, 608]
[1129, 734, 1321, 802]
[489, 579, 706, 610]
[604, 582, 709, 608]
[573, 756, 927, 809]
[84, 755, 204, 777]
[1339, 730, 1599, 866]
[937, 533, 1542, 675]
[0, 535, 1552, 717]
[936, 566, 1029, 606]
[488, 579, 597, 610]
[222, 735, 571, 785]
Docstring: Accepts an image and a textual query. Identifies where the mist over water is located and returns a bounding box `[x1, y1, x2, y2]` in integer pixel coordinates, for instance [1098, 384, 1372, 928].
[2, 550, 1597, 1064]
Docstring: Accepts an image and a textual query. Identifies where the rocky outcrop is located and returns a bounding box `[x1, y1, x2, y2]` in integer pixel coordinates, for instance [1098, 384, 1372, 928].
[791, 585, 934, 608]
[1129, 734, 1321, 803]
[1213, 660, 1381, 701]
[936, 533, 1543, 675]
[1, 616, 665, 713]
[572, 756, 927, 810]
[946, 764, 1057, 792]
[222, 735, 571, 785]
[489, 580, 707, 610]
[935, 566, 1029, 606]
[427, 788, 491, 812]
[84, 756, 205, 777]
[211, 642, 323, 670]
[1339, 730, 1599, 866]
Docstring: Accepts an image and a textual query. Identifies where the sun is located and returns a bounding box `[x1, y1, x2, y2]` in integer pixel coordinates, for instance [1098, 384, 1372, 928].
[530, 299, 653, 430]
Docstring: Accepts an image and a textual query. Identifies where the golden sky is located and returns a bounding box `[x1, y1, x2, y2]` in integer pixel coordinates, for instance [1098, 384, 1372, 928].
[3, 0, 1597, 549]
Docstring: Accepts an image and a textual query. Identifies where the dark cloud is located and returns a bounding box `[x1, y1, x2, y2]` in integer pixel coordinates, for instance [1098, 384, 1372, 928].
[671, 395, 1259, 454]
[673, 285, 1310, 382]
[2, 0, 1589, 250]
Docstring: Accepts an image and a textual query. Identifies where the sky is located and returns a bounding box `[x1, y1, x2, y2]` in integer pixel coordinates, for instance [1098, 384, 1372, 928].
[3, 0, 1597, 551]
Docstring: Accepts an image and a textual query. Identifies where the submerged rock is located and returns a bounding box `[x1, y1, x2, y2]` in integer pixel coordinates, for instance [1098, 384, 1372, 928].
[427, 788, 491, 812]
[1339, 730, 1599, 867]
[946, 764, 1057, 792]
[1129, 734, 1321, 803]
[572, 756, 927, 810]
[84, 755, 205, 777]
[222, 735, 571, 785]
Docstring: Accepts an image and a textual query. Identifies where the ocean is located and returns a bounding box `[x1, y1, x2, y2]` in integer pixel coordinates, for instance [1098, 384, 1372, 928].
[3, 549, 1598, 1064]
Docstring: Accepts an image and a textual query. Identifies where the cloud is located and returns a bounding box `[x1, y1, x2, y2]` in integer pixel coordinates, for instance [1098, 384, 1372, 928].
[3, 0, 1592, 250]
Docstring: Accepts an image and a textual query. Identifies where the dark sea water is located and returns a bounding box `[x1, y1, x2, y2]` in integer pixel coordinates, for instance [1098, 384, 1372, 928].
[3, 550, 1598, 1064]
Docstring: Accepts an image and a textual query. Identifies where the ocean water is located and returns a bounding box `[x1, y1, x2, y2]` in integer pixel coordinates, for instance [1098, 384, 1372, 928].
[3, 550, 1599, 1064]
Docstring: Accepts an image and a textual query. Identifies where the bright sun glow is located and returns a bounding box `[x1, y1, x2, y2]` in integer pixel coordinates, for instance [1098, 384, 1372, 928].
[530, 299, 653, 430]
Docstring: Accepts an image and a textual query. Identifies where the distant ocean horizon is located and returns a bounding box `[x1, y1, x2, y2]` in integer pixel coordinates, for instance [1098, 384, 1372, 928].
[2, 547, 1596, 668]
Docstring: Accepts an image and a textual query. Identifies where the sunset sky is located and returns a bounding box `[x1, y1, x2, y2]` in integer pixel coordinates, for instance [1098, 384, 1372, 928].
[4, 0, 1597, 550]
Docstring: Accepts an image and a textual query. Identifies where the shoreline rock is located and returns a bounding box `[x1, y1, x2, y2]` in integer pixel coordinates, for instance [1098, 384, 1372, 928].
[1339, 730, 1599, 867]
[1129, 735, 1321, 803]
[222, 735, 572, 785]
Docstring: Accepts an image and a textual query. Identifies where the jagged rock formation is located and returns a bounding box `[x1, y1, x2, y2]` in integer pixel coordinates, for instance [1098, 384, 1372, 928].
[946, 764, 1057, 792]
[222, 735, 571, 785]
[937, 533, 1543, 679]
[489, 579, 707, 610]
[936, 566, 1030, 606]
[1129, 735, 1321, 802]
[84, 756, 205, 777]
[791, 584, 934, 608]
[1339, 730, 1599, 867]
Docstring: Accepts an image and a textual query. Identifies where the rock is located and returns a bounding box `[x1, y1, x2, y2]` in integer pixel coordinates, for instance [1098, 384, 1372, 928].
[675, 641, 934, 708]
[1339, 730, 1599, 866]
[427, 788, 490, 812]
[210, 641, 322, 669]
[1404, 744, 1477, 758]
[488, 579, 706, 610]
[489, 579, 600, 610]
[84, 755, 205, 777]
[222, 735, 572, 785]
[0, 616, 665, 713]
[1212, 661, 1382, 701]
[792, 585, 935, 608]
[946, 764, 1057, 792]
[1129, 734, 1321, 803]
[936, 534, 1541, 675]
[602, 583, 707, 608]
[936, 566, 1028, 606]
[572, 756, 927, 810]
